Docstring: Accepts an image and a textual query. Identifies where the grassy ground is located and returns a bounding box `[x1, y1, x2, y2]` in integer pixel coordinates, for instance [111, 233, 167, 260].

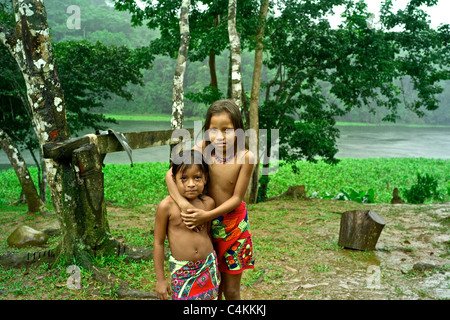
[0, 198, 448, 300]
[1, 158, 449, 300]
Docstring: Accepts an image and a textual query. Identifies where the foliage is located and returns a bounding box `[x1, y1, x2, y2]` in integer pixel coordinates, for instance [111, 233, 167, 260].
[265, 158, 450, 204]
[53, 40, 153, 133]
[0, 39, 153, 150]
[185, 85, 224, 117]
[403, 173, 443, 204]
[113, 0, 260, 60]
[44, 0, 158, 46]
[1, 158, 449, 206]
[260, 0, 450, 166]
[5, 0, 447, 125]
[0, 44, 35, 151]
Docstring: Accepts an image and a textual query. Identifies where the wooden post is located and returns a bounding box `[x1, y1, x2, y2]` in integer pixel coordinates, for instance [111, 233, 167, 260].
[338, 210, 386, 251]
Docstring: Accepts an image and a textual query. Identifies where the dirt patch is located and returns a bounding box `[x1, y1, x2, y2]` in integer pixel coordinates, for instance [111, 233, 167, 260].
[240, 200, 450, 300]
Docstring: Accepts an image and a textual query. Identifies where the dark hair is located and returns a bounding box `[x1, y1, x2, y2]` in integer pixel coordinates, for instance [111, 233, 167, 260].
[203, 99, 245, 149]
[172, 150, 209, 193]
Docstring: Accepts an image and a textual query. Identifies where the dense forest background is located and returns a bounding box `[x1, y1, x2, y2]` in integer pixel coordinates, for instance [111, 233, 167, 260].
[45, 0, 450, 124]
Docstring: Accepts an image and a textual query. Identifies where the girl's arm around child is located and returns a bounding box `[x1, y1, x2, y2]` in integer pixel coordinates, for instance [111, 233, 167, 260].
[165, 149, 255, 230]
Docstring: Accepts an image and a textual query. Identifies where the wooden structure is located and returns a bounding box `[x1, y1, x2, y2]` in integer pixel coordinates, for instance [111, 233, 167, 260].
[39, 128, 193, 266]
[43, 128, 194, 163]
[338, 210, 386, 251]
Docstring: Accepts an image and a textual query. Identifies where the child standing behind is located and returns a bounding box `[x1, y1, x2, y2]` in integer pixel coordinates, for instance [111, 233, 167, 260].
[154, 150, 220, 300]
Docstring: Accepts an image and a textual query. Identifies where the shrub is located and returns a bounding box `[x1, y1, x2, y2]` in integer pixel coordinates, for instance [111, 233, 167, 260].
[403, 173, 441, 204]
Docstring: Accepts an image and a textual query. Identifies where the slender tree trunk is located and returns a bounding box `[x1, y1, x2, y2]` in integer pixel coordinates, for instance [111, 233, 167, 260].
[244, 0, 270, 203]
[227, 52, 232, 99]
[241, 81, 250, 129]
[170, 0, 191, 160]
[0, 0, 151, 268]
[228, 0, 242, 110]
[28, 145, 47, 202]
[0, 128, 45, 213]
[171, 0, 191, 131]
[208, 15, 220, 88]
[0, 1, 71, 220]
[209, 49, 218, 88]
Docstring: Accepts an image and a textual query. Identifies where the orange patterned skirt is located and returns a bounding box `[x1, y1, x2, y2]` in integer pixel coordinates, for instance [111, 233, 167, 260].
[211, 202, 255, 274]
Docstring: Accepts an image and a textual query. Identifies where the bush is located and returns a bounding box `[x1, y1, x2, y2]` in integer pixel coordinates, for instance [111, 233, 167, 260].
[403, 173, 442, 204]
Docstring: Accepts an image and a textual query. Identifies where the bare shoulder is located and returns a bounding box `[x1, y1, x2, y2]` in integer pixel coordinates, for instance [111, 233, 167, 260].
[157, 196, 177, 215]
[236, 149, 256, 165]
[245, 149, 255, 164]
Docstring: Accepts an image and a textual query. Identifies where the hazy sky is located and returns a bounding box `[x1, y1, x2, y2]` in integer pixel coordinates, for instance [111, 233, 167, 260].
[329, 0, 449, 29]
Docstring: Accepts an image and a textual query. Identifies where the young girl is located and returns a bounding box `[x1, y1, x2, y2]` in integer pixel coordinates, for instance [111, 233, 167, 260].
[154, 150, 220, 300]
[165, 99, 255, 300]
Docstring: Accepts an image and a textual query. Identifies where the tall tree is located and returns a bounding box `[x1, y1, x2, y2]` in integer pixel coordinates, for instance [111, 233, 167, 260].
[113, 0, 450, 203]
[171, 0, 191, 132]
[0, 3, 155, 295]
[0, 0, 72, 219]
[227, 0, 242, 109]
[245, 0, 270, 203]
[113, 0, 260, 99]
[0, 38, 152, 207]
[257, 0, 450, 200]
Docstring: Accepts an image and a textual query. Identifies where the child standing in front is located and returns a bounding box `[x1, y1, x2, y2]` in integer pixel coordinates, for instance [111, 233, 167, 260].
[154, 150, 220, 300]
[165, 100, 256, 300]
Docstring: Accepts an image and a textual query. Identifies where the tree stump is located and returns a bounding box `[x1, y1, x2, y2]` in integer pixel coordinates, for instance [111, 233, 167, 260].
[338, 210, 386, 251]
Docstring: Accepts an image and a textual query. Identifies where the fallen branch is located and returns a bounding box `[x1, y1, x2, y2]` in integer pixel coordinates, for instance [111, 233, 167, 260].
[299, 213, 326, 225]
[0, 248, 58, 268]
[0, 240, 157, 299]
[274, 207, 305, 211]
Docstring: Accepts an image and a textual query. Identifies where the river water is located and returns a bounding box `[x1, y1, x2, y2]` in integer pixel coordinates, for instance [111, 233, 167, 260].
[1, 121, 450, 170]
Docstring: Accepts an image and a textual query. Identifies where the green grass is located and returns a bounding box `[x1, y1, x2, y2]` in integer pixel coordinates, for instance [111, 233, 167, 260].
[0, 179, 448, 299]
[102, 162, 169, 207]
[1, 158, 449, 206]
[266, 158, 450, 203]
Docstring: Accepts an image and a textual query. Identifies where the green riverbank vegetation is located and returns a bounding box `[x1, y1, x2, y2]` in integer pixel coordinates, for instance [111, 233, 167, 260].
[1, 158, 449, 207]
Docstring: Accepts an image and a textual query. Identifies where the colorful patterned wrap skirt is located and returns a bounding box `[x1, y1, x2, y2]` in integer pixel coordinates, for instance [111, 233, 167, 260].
[169, 250, 220, 300]
[211, 202, 255, 274]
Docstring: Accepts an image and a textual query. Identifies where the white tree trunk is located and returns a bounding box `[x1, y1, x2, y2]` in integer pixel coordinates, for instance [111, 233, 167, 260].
[0, 1, 153, 269]
[0, 0, 72, 234]
[171, 0, 191, 131]
[228, 0, 242, 110]
[0, 128, 45, 213]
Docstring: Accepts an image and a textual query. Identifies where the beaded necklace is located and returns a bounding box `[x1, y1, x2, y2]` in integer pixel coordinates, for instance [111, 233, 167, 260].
[212, 148, 236, 164]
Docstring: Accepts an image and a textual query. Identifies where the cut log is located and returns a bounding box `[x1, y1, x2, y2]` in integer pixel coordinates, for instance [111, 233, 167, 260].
[338, 210, 386, 251]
